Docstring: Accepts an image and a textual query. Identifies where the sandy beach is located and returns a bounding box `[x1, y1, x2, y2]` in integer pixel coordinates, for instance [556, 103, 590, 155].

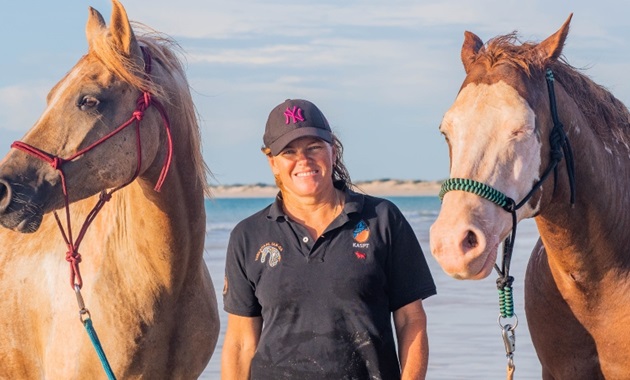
[208, 179, 443, 198]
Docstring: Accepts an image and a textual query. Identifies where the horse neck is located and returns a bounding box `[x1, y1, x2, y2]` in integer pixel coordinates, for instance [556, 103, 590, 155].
[535, 84, 630, 281]
[73, 157, 206, 292]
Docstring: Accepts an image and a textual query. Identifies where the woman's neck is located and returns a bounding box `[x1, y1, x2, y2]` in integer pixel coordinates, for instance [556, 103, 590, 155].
[282, 188, 344, 239]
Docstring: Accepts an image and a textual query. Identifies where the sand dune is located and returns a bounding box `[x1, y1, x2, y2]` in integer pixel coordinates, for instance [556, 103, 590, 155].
[208, 179, 442, 198]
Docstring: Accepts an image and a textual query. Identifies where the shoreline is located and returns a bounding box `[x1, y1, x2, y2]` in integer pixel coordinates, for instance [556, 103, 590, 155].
[208, 179, 442, 198]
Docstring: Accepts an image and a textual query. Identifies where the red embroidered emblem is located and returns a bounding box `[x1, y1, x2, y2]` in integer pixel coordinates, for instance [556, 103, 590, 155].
[355, 251, 366, 259]
[284, 106, 305, 124]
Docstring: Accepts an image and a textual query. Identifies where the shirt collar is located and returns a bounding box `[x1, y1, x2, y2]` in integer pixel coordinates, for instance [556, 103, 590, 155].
[265, 180, 365, 221]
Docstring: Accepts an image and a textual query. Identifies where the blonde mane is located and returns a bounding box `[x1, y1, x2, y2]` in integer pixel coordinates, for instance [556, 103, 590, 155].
[478, 33, 630, 142]
[89, 23, 209, 195]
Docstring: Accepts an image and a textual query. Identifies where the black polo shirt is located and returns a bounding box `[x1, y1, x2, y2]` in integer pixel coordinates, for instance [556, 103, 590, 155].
[223, 186, 436, 379]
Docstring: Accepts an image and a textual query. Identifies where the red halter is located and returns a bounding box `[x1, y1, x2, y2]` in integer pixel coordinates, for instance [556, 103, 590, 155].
[11, 47, 173, 288]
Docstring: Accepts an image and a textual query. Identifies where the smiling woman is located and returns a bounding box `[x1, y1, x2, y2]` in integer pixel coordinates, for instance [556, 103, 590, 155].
[220, 98, 437, 379]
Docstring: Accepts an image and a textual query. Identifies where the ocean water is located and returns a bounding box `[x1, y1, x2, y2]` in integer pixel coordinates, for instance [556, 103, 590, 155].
[200, 196, 542, 379]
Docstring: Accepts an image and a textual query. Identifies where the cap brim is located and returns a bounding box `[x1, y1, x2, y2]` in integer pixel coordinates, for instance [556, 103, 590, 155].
[269, 127, 333, 155]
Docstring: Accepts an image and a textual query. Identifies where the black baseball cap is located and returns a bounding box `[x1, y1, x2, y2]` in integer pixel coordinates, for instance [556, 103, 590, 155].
[263, 99, 333, 156]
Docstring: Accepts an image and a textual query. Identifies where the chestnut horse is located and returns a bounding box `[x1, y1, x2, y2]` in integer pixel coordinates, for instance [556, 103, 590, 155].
[431, 15, 630, 379]
[0, 1, 219, 378]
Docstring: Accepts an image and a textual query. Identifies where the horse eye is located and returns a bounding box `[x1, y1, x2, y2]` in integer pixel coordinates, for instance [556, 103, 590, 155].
[78, 96, 100, 110]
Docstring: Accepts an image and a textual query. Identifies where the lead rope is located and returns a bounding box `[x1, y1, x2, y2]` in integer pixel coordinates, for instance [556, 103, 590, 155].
[439, 68, 575, 379]
[10, 47, 173, 380]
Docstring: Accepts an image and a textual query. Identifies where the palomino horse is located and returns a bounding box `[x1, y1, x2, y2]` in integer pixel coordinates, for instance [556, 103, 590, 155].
[0, 1, 219, 378]
[431, 15, 630, 379]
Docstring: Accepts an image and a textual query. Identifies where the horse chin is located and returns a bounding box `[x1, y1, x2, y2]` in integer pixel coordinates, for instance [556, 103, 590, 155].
[15, 215, 43, 233]
[0, 212, 43, 234]
[450, 245, 498, 280]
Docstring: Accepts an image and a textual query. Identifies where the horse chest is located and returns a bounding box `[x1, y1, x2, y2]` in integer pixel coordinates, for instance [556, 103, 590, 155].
[526, 267, 630, 378]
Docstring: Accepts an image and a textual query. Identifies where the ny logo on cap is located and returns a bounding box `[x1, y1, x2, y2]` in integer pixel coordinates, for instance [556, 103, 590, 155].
[284, 106, 305, 124]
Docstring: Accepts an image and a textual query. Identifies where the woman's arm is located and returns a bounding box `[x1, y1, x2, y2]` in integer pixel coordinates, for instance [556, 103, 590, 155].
[393, 299, 429, 380]
[221, 314, 263, 380]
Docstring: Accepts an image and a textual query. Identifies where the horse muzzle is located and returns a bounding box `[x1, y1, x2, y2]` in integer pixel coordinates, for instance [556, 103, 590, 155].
[0, 178, 45, 233]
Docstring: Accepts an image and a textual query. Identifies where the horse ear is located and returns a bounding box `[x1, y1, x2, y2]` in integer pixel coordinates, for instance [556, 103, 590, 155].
[534, 13, 573, 63]
[109, 0, 141, 58]
[461, 31, 484, 74]
[86, 7, 107, 48]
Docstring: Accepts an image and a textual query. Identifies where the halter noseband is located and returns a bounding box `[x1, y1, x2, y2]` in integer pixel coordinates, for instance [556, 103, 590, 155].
[10, 46, 173, 289]
[439, 68, 576, 317]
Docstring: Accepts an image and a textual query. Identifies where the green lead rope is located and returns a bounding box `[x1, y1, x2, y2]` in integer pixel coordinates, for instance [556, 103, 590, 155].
[498, 282, 515, 318]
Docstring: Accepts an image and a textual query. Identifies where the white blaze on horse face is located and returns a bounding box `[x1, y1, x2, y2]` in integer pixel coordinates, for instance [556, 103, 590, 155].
[34, 65, 84, 131]
[431, 81, 542, 279]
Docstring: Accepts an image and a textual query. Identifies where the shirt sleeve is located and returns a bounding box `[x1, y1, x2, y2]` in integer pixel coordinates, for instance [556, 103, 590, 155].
[385, 203, 437, 311]
[223, 225, 263, 317]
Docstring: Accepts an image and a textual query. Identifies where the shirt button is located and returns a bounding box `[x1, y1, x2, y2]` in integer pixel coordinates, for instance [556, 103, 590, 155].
[302, 236, 309, 243]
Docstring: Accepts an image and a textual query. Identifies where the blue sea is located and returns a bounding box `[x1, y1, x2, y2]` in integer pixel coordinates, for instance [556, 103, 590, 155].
[200, 196, 542, 379]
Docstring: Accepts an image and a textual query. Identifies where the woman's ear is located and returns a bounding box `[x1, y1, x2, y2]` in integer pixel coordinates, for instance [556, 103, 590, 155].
[267, 155, 279, 175]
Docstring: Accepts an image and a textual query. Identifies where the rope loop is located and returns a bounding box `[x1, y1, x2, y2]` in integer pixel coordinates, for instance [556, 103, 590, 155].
[143, 92, 151, 107]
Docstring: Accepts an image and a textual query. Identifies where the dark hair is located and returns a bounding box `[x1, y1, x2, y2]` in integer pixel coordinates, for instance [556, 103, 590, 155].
[330, 134, 352, 189]
[261, 133, 353, 190]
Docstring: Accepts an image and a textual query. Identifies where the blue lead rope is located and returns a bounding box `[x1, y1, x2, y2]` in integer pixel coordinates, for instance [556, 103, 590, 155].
[75, 285, 116, 380]
[83, 318, 117, 380]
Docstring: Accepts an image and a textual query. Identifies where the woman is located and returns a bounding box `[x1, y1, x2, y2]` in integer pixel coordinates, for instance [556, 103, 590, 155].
[221, 99, 436, 379]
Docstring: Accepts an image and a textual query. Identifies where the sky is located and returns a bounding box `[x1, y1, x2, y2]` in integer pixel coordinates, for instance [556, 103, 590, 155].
[1, 0, 629, 186]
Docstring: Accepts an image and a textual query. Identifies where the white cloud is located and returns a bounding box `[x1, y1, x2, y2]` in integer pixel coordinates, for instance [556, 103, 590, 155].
[0, 85, 48, 132]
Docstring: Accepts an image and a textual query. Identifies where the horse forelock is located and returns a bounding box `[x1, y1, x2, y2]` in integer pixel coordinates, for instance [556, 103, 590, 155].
[88, 23, 209, 195]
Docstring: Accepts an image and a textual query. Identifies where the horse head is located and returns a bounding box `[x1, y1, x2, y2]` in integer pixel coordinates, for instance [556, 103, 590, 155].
[0, 0, 168, 233]
[430, 15, 574, 280]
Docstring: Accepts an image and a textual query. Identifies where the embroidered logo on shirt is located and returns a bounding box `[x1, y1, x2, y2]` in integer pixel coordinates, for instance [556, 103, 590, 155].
[256, 242, 283, 267]
[355, 251, 367, 259]
[284, 106, 305, 124]
[352, 220, 370, 250]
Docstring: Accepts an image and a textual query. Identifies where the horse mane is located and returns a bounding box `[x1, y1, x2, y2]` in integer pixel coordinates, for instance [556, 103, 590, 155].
[478, 33, 630, 142]
[89, 22, 210, 195]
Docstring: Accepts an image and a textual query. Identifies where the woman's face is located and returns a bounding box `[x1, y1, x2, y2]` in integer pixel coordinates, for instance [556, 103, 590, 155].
[268, 136, 335, 198]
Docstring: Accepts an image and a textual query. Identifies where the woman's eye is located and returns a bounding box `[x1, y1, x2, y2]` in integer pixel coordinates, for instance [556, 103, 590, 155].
[78, 96, 100, 111]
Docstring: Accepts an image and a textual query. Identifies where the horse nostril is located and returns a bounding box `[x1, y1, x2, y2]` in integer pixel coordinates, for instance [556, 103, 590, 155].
[0, 179, 12, 213]
[464, 230, 478, 249]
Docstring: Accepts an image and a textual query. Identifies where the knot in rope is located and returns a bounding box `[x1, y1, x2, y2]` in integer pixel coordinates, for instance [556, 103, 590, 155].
[549, 128, 565, 162]
[501, 198, 516, 213]
[51, 157, 65, 171]
[99, 191, 112, 202]
[65, 248, 82, 265]
[132, 110, 144, 121]
[132, 92, 152, 121]
[496, 275, 514, 290]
